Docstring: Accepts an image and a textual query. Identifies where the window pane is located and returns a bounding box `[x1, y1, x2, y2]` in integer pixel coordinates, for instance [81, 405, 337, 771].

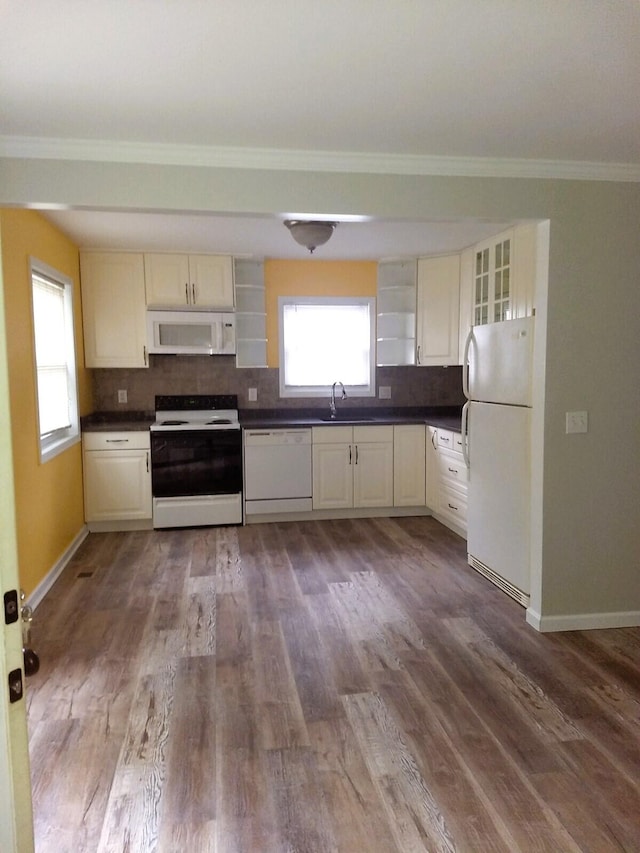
[280, 297, 374, 396]
[31, 262, 79, 460]
[283, 303, 370, 386]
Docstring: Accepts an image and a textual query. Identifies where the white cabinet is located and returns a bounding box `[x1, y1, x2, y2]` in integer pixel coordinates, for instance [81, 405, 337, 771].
[312, 425, 394, 510]
[431, 427, 468, 536]
[416, 254, 460, 366]
[472, 228, 513, 326]
[376, 260, 417, 366]
[393, 425, 426, 506]
[468, 224, 538, 330]
[425, 425, 439, 510]
[234, 259, 267, 368]
[511, 223, 538, 320]
[80, 252, 148, 368]
[144, 253, 234, 310]
[83, 431, 152, 528]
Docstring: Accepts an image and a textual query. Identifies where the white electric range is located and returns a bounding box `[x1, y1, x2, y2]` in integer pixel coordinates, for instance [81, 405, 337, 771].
[150, 395, 242, 528]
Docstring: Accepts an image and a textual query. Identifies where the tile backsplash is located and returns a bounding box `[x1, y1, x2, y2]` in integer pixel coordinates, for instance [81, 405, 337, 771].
[91, 356, 465, 413]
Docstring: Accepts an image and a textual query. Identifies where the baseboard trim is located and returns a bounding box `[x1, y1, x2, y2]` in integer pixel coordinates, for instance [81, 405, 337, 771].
[526, 607, 640, 633]
[244, 506, 431, 525]
[27, 525, 89, 611]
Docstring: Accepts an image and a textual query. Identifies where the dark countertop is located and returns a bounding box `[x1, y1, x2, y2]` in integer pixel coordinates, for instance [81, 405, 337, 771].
[81, 406, 463, 433]
[239, 406, 463, 433]
[81, 411, 155, 432]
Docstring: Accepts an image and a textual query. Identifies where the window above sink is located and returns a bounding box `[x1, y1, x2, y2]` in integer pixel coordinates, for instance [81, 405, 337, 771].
[278, 296, 376, 398]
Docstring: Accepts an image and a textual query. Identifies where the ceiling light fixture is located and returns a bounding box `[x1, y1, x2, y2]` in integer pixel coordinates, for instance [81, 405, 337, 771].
[284, 219, 337, 254]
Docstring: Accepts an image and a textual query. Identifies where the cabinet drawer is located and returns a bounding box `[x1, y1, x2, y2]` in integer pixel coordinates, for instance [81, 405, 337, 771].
[439, 483, 468, 528]
[353, 424, 393, 443]
[435, 428, 455, 450]
[312, 426, 352, 444]
[83, 431, 150, 451]
[436, 448, 468, 488]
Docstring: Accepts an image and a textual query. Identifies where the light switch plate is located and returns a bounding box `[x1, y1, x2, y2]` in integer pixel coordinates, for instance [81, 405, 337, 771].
[379, 386, 391, 400]
[566, 411, 588, 434]
[248, 388, 258, 402]
[117, 389, 127, 404]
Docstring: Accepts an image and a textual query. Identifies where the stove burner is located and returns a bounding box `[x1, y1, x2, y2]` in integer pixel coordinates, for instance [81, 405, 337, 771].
[160, 419, 189, 426]
[206, 418, 232, 425]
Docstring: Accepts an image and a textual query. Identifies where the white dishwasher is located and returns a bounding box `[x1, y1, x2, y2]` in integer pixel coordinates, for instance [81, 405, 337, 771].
[244, 428, 312, 516]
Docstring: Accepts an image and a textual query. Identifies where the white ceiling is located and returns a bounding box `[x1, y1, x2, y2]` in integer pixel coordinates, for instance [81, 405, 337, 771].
[3, 0, 639, 258]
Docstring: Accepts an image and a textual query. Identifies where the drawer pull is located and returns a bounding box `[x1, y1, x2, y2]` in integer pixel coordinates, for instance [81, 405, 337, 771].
[448, 502, 459, 511]
[106, 439, 129, 443]
[448, 467, 458, 474]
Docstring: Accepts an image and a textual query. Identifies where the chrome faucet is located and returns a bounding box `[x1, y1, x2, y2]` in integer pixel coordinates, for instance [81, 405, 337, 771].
[330, 381, 347, 419]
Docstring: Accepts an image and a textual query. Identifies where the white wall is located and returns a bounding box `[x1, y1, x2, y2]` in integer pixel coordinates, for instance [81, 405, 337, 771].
[2, 157, 639, 628]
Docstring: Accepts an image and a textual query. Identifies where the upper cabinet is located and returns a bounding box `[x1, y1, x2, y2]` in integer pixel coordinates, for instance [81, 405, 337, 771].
[144, 253, 234, 310]
[80, 252, 148, 368]
[234, 259, 267, 368]
[376, 260, 417, 366]
[472, 228, 513, 326]
[416, 254, 461, 366]
[467, 224, 537, 328]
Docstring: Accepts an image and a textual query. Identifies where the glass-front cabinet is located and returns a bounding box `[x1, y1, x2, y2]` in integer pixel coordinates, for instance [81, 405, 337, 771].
[473, 228, 513, 326]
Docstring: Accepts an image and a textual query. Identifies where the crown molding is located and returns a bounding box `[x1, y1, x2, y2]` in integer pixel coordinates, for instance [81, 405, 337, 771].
[1, 135, 639, 183]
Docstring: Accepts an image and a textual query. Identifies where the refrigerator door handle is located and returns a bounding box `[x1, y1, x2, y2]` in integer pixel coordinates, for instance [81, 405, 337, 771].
[461, 401, 470, 467]
[462, 327, 474, 400]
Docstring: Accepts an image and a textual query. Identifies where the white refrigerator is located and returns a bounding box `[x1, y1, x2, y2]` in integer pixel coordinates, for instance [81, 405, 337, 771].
[461, 316, 534, 606]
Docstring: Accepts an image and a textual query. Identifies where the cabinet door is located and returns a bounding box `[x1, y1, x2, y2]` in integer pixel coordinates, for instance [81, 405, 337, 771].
[425, 426, 439, 509]
[84, 449, 152, 521]
[312, 442, 353, 509]
[416, 254, 460, 366]
[144, 253, 190, 307]
[472, 228, 514, 326]
[353, 441, 393, 508]
[512, 223, 538, 319]
[190, 255, 234, 309]
[80, 252, 148, 368]
[393, 425, 426, 506]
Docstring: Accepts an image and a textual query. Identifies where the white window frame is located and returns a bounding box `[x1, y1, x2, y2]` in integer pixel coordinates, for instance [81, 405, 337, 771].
[278, 295, 376, 398]
[30, 258, 80, 463]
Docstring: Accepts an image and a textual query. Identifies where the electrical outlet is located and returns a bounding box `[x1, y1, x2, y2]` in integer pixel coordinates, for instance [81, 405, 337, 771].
[378, 386, 391, 400]
[117, 389, 127, 404]
[248, 388, 258, 402]
[565, 410, 588, 434]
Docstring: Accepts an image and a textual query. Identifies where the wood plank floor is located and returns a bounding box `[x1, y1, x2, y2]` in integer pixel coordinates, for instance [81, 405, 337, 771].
[26, 517, 640, 852]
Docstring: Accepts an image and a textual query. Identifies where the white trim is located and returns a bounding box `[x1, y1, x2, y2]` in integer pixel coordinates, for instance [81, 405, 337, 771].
[26, 525, 89, 612]
[29, 257, 80, 463]
[526, 607, 640, 633]
[2, 135, 640, 182]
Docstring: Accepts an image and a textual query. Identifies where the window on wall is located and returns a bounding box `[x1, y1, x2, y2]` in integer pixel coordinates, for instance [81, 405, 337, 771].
[30, 258, 79, 462]
[278, 296, 376, 397]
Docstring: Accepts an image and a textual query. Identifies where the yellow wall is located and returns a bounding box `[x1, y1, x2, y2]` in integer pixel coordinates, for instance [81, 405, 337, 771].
[264, 259, 377, 367]
[0, 209, 91, 596]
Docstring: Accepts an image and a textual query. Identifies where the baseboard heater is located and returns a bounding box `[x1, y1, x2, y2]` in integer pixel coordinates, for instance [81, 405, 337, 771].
[468, 554, 530, 608]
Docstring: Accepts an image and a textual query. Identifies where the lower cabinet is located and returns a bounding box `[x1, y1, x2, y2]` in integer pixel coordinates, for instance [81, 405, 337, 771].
[428, 427, 468, 535]
[425, 425, 440, 509]
[312, 425, 394, 510]
[83, 431, 152, 528]
[393, 424, 426, 506]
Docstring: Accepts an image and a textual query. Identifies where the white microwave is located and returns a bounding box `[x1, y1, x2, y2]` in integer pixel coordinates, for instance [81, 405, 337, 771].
[147, 310, 236, 356]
